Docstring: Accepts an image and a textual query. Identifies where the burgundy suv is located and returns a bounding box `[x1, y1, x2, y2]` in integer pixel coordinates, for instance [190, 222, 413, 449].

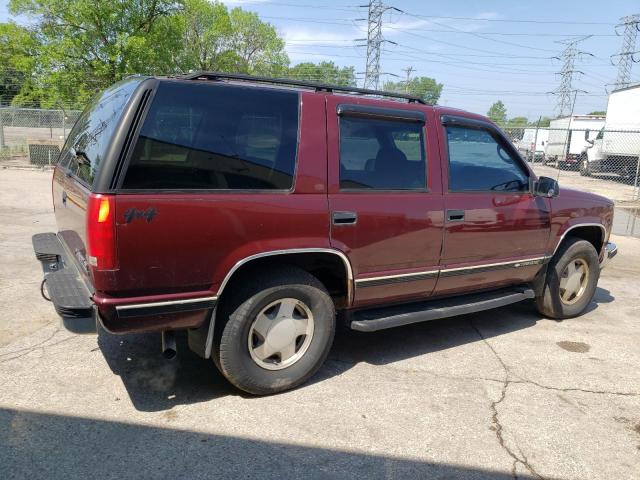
[33, 73, 617, 395]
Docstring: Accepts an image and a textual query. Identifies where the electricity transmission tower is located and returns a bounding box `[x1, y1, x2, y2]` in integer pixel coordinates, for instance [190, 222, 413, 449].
[611, 14, 640, 90]
[402, 66, 415, 92]
[358, 1, 400, 90]
[552, 36, 592, 117]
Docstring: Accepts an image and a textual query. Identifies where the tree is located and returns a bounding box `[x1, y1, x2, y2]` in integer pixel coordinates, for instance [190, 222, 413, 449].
[225, 8, 288, 76]
[6, 0, 290, 107]
[507, 116, 528, 126]
[9, 0, 182, 107]
[587, 110, 606, 116]
[0, 23, 39, 106]
[287, 62, 356, 86]
[175, 1, 287, 75]
[487, 101, 507, 124]
[534, 117, 552, 127]
[384, 76, 443, 104]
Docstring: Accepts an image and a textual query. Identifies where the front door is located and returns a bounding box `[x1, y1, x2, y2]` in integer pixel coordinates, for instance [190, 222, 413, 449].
[326, 97, 444, 308]
[434, 117, 551, 296]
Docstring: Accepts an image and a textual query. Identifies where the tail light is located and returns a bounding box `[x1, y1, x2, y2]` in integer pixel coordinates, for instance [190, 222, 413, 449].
[86, 194, 117, 270]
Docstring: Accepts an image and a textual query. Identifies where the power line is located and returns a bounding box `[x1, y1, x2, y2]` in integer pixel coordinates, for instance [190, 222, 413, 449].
[394, 11, 557, 53]
[366, 11, 616, 26]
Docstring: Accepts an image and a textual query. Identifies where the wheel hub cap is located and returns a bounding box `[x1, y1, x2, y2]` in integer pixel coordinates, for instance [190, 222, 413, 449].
[248, 298, 314, 370]
[559, 258, 589, 305]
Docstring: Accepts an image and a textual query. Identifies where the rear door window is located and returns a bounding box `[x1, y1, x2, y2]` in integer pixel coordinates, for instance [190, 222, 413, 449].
[339, 117, 426, 190]
[121, 82, 300, 190]
[63, 79, 140, 186]
[446, 126, 529, 192]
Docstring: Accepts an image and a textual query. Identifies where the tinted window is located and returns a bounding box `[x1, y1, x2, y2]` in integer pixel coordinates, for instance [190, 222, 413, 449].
[339, 117, 426, 190]
[446, 126, 528, 192]
[63, 78, 140, 185]
[121, 82, 299, 190]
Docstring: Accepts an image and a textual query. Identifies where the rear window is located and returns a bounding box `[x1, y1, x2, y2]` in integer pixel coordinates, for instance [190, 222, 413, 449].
[61, 78, 140, 186]
[121, 82, 300, 190]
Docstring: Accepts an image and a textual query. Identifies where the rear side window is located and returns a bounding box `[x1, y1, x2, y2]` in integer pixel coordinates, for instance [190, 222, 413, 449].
[339, 117, 426, 190]
[121, 82, 299, 190]
[446, 126, 528, 192]
[63, 79, 140, 186]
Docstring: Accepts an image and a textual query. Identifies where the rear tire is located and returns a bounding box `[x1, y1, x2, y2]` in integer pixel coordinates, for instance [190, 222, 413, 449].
[536, 238, 600, 319]
[214, 266, 335, 395]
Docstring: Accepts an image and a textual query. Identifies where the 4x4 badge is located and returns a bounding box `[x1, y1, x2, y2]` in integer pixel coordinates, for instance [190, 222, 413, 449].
[124, 207, 157, 224]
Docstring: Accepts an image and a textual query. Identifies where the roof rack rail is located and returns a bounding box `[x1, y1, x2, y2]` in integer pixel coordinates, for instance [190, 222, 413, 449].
[180, 71, 426, 104]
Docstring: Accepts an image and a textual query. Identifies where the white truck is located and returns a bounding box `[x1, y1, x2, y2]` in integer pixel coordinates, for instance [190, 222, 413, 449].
[517, 127, 549, 162]
[582, 84, 640, 183]
[544, 115, 606, 169]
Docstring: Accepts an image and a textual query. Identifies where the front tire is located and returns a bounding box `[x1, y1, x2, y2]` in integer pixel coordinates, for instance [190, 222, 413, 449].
[536, 238, 600, 319]
[215, 267, 335, 395]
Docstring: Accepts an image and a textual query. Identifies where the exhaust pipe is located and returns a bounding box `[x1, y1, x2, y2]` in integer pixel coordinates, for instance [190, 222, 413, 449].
[162, 331, 177, 360]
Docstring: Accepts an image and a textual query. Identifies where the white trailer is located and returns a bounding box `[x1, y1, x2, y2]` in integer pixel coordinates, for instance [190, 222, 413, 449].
[518, 128, 549, 162]
[584, 85, 640, 181]
[545, 115, 605, 169]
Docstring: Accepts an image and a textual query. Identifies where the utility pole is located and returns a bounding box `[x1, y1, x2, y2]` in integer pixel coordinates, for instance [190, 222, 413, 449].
[357, 1, 400, 90]
[611, 14, 640, 90]
[552, 36, 592, 117]
[402, 66, 415, 93]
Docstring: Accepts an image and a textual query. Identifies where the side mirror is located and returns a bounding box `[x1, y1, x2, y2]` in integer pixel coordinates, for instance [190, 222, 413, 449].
[533, 176, 559, 198]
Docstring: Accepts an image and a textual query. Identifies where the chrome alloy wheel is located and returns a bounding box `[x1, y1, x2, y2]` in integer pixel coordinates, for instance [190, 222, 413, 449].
[248, 298, 315, 370]
[559, 258, 590, 305]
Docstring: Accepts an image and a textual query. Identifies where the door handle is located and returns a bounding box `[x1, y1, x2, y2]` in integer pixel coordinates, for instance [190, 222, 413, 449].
[332, 211, 357, 225]
[446, 209, 465, 222]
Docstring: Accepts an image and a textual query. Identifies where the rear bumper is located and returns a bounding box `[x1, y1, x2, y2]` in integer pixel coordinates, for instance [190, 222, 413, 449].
[33, 232, 214, 335]
[32, 233, 98, 334]
[600, 242, 618, 268]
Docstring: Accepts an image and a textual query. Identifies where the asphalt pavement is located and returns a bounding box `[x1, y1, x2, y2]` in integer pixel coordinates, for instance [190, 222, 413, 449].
[1, 169, 639, 479]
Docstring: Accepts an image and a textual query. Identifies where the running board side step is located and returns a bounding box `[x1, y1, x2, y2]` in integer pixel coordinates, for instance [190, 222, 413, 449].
[349, 287, 535, 332]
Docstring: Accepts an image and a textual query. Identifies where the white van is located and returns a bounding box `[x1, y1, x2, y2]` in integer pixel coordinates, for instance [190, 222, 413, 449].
[583, 85, 640, 181]
[545, 115, 605, 169]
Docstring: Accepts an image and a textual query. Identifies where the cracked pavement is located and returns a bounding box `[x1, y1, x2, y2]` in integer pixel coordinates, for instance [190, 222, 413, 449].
[1, 169, 640, 480]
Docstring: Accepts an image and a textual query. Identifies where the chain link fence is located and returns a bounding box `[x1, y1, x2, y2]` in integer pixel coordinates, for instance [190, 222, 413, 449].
[0, 107, 81, 168]
[502, 126, 640, 204]
[1, 106, 639, 204]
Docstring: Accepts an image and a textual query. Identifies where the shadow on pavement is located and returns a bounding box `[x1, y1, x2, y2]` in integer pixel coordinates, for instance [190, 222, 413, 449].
[0, 407, 529, 480]
[98, 288, 614, 412]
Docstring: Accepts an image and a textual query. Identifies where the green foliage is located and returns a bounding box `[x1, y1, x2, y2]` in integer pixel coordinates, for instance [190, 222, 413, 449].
[507, 116, 528, 126]
[287, 62, 356, 86]
[0, 23, 39, 105]
[587, 110, 606, 116]
[5, 0, 289, 108]
[535, 116, 552, 127]
[487, 100, 507, 124]
[225, 8, 288, 76]
[383, 76, 443, 104]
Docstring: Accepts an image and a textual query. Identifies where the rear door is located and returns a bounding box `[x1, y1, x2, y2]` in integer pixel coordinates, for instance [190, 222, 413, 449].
[55, 79, 141, 272]
[435, 115, 550, 296]
[326, 97, 444, 308]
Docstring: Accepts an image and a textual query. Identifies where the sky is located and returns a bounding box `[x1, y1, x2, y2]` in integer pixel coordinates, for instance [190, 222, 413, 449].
[2, 0, 640, 120]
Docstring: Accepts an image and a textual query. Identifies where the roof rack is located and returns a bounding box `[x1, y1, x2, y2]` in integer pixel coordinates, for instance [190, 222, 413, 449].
[179, 71, 426, 104]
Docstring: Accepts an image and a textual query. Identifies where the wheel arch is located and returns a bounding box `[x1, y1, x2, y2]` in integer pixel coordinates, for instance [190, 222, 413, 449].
[552, 223, 606, 258]
[194, 249, 353, 359]
[216, 249, 353, 307]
